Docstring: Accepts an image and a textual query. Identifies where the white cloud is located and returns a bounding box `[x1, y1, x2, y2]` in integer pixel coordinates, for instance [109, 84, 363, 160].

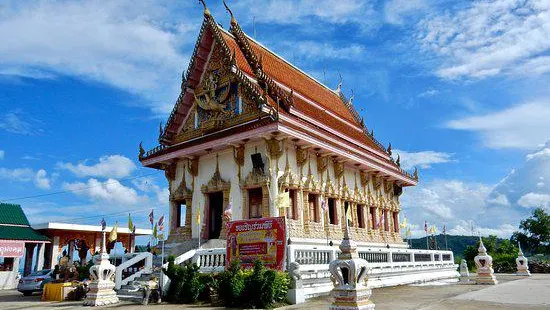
[486, 194, 510, 206]
[132, 177, 169, 206]
[0, 0, 193, 114]
[446, 101, 550, 149]
[517, 192, 550, 208]
[394, 149, 453, 170]
[417, 89, 439, 98]
[34, 169, 51, 189]
[0, 150, 4, 160]
[63, 178, 144, 206]
[59, 155, 137, 179]
[448, 220, 516, 239]
[0, 166, 54, 189]
[284, 41, 366, 61]
[416, 0, 550, 79]
[384, 0, 428, 25]
[232, 0, 378, 30]
[0, 110, 35, 134]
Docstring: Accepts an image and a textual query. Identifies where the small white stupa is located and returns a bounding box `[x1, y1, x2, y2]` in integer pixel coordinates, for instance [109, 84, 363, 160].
[328, 205, 375, 310]
[474, 237, 498, 285]
[515, 242, 531, 276]
[83, 231, 119, 306]
[459, 259, 470, 282]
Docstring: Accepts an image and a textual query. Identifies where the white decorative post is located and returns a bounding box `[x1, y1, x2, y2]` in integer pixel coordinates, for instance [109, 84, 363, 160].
[459, 259, 470, 282]
[328, 205, 375, 310]
[474, 237, 498, 285]
[516, 242, 530, 276]
[83, 231, 119, 306]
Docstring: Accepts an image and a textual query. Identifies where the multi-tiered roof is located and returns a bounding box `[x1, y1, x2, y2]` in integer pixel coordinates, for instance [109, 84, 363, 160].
[140, 2, 417, 186]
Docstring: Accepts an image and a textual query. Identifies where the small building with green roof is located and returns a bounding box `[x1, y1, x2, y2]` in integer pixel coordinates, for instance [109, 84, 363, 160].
[0, 203, 49, 290]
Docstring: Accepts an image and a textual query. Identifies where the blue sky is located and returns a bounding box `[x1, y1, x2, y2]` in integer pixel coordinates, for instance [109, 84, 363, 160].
[1, 0, 549, 240]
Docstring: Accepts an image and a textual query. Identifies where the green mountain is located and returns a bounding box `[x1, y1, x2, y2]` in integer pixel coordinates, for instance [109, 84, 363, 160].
[406, 235, 505, 260]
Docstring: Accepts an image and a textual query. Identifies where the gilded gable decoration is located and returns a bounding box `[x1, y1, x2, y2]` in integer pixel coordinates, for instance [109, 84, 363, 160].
[296, 147, 308, 169]
[317, 155, 329, 174]
[171, 176, 193, 201]
[233, 144, 245, 180]
[334, 161, 344, 180]
[202, 154, 230, 192]
[265, 138, 283, 160]
[279, 151, 299, 188]
[187, 158, 199, 177]
[360, 170, 369, 188]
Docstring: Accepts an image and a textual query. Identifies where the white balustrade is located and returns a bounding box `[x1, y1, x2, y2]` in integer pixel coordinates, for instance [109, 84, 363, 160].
[114, 252, 153, 290]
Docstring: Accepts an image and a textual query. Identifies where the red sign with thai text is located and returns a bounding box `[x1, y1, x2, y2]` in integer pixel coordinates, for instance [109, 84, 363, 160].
[0, 241, 25, 258]
[226, 217, 286, 270]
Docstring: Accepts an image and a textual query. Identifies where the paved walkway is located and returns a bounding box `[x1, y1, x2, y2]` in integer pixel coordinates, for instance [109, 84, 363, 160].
[1, 274, 549, 309]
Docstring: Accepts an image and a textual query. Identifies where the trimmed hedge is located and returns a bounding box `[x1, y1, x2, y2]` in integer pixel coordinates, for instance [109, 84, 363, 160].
[163, 258, 290, 308]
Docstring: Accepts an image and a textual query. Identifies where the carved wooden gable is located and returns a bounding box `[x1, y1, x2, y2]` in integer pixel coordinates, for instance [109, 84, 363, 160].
[175, 42, 260, 143]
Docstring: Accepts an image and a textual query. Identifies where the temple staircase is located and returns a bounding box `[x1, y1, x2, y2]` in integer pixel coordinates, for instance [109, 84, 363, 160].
[116, 271, 162, 302]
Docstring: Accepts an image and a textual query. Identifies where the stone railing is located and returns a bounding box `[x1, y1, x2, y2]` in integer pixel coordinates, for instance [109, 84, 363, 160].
[192, 248, 226, 273]
[114, 252, 153, 290]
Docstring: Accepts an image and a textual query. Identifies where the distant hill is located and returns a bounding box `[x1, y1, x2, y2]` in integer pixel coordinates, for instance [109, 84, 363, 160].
[407, 235, 505, 260]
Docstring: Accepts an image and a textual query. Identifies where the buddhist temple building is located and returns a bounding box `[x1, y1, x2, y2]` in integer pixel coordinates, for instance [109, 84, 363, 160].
[139, 3, 418, 254]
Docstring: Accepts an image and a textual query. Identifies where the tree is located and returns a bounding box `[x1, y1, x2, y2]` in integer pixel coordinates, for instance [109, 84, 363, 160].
[511, 208, 550, 255]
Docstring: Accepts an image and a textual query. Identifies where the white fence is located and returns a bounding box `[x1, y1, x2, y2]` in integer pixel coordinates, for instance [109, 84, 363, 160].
[164, 245, 458, 300]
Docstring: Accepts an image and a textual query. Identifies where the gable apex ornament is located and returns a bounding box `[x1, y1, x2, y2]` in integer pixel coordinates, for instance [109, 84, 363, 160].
[198, 0, 211, 16]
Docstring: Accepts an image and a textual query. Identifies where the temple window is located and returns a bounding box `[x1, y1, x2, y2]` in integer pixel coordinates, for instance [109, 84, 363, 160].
[370, 206, 376, 229]
[328, 198, 337, 225]
[287, 189, 298, 220]
[308, 193, 320, 222]
[357, 204, 366, 228]
[236, 95, 242, 114]
[248, 188, 263, 219]
[393, 212, 399, 233]
[344, 201, 352, 226]
[194, 110, 200, 129]
[176, 200, 186, 227]
[384, 209, 389, 231]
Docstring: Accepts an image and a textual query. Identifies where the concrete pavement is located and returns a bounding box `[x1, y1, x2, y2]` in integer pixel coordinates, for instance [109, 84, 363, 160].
[0, 274, 548, 309]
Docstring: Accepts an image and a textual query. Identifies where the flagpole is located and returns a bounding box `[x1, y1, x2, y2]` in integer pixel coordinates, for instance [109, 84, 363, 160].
[444, 229, 448, 251]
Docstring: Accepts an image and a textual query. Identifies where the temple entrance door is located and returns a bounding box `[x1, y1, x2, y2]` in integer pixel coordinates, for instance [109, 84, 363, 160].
[208, 192, 223, 239]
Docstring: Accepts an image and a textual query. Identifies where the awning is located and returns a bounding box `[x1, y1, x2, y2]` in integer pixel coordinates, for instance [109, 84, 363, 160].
[0, 225, 50, 243]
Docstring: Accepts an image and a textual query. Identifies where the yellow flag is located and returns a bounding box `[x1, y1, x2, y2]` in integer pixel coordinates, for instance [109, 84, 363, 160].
[196, 208, 201, 225]
[128, 213, 134, 232]
[406, 227, 411, 237]
[400, 217, 408, 228]
[429, 225, 436, 235]
[109, 222, 118, 242]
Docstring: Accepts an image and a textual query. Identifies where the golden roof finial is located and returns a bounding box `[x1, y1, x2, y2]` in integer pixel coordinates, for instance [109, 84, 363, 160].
[336, 73, 342, 93]
[223, 0, 237, 25]
[198, 0, 211, 16]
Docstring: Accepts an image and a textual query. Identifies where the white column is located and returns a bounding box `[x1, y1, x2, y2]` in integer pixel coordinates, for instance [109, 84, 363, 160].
[269, 157, 279, 217]
[34, 243, 45, 271]
[49, 236, 60, 269]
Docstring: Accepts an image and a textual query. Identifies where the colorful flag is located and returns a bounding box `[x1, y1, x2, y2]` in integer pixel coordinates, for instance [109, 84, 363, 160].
[101, 218, 106, 231]
[424, 221, 428, 233]
[152, 223, 158, 239]
[400, 217, 408, 228]
[108, 222, 118, 242]
[158, 215, 165, 231]
[128, 214, 134, 233]
[149, 209, 154, 226]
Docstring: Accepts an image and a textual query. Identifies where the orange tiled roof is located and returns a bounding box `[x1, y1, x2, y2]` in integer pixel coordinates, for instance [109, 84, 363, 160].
[219, 28, 387, 156]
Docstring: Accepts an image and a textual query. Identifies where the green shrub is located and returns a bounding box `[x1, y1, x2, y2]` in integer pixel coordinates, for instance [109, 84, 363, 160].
[198, 273, 218, 303]
[162, 258, 203, 304]
[493, 254, 516, 273]
[218, 260, 246, 307]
